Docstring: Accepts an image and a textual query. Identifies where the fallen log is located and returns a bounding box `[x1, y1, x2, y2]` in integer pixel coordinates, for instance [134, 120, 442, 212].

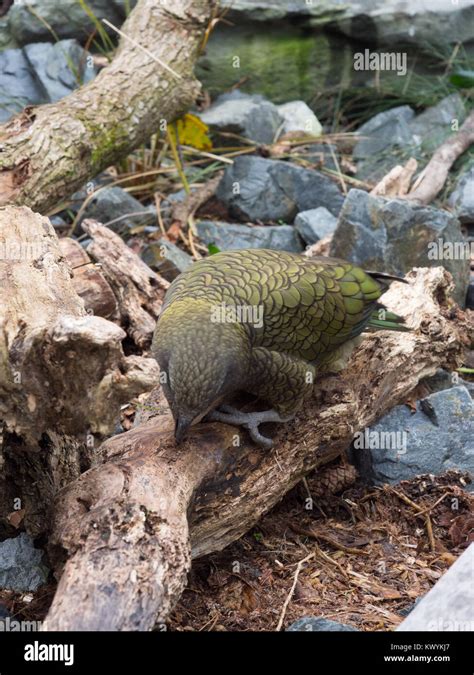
[0, 0, 216, 213]
[43, 267, 470, 630]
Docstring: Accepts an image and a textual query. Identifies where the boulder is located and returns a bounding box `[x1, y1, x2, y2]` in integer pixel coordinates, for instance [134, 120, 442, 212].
[358, 386, 474, 489]
[294, 207, 338, 245]
[329, 189, 470, 305]
[195, 220, 303, 253]
[276, 100, 322, 137]
[216, 156, 344, 222]
[397, 545, 474, 631]
[449, 165, 474, 225]
[199, 90, 283, 145]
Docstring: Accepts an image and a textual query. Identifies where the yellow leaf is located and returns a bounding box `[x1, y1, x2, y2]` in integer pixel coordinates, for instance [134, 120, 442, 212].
[169, 113, 212, 151]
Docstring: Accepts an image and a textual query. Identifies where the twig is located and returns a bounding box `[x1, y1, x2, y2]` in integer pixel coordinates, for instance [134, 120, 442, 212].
[276, 552, 315, 631]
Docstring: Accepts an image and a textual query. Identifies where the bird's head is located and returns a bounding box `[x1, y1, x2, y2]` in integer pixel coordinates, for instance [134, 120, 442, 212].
[152, 300, 250, 444]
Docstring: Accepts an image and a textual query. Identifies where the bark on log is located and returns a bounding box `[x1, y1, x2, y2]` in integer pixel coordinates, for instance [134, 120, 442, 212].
[0, 0, 215, 213]
[43, 267, 471, 631]
[0, 206, 159, 534]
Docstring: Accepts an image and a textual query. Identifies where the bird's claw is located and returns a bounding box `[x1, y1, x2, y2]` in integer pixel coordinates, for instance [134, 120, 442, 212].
[205, 405, 293, 449]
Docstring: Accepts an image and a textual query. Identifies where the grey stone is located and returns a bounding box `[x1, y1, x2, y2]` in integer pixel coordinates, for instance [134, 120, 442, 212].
[78, 187, 154, 235]
[409, 94, 466, 155]
[216, 156, 344, 223]
[141, 239, 192, 281]
[294, 207, 338, 245]
[276, 100, 322, 137]
[0, 533, 48, 592]
[0, 40, 96, 123]
[365, 386, 474, 489]
[287, 617, 359, 632]
[449, 166, 474, 224]
[397, 545, 474, 631]
[354, 96, 467, 181]
[23, 40, 97, 103]
[219, 1, 474, 49]
[8, 0, 133, 45]
[353, 105, 416, 161]
[0, 47, 43, 122]
[316, 1, 474, 48]
[195, 220, 303, 253]
[421, 369, 474, 399]
[199, 90, 282, 145]
[329, 189, 470, 306]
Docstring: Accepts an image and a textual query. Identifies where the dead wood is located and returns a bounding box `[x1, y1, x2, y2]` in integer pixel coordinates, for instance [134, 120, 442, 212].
[406, 109, 474, 204]
[0, 206, 159, 534]
[58, 238, 119, 321]
[42, 267, 470, 631]
[0, 0, 216, 213]
[82, 220, 169, 348]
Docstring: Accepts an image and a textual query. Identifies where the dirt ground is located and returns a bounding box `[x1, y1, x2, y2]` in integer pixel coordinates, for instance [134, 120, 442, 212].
[1, 468, 472, 632]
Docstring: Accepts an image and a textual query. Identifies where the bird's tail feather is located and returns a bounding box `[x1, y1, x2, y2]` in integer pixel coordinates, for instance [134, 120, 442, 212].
[368, 308, 411, 332]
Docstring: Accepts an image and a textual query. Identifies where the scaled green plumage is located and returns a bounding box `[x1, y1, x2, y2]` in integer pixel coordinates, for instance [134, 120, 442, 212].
[152, 249, 409, 447]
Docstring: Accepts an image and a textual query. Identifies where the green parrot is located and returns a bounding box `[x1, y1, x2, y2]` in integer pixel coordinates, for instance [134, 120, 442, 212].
[152, 249, 409, 448]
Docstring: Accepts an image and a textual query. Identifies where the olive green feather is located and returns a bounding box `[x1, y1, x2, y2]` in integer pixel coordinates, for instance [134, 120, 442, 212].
[152, 249, 409, 442]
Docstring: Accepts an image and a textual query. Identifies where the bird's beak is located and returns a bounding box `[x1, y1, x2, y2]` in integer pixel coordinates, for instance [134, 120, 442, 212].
[174, 416, 191, 444]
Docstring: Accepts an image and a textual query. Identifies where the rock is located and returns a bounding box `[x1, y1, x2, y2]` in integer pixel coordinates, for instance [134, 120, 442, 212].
[317, 1, 474, 48]
[353, 105, 416, 162]
[362, 386, 474, 489]
[141, 239, 193, 281]
[7, 0, 133, 45]
[276, 101, 322, 137]
[449, 166, 474, 224]
[0, 533, 48, 592]
[0, 39, 96, 122]
[329, 189, 470, 305]
[287, 617, 359, 632]
[397, 545, 474, 631]
[294, 207, 338, 245]
[78, 187, 154, 235]
[220, 0, 474, 49]
[409, 93, 466, 155]
[199, 90, 282, 145]
[216, 156, 344, 223]
[0, 47, 43, 123]
[23, 40, 97, 103]
[195, 220, 304, 253]
[421, 369, 474, 399]
[354, 96, 467, 181]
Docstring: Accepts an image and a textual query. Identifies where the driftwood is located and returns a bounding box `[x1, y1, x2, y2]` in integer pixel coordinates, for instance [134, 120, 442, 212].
[0, 0, 216, 213]
[42, 266, 470, 631]
[406, 109, 474, 204]
[0, 206, 159, 535]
